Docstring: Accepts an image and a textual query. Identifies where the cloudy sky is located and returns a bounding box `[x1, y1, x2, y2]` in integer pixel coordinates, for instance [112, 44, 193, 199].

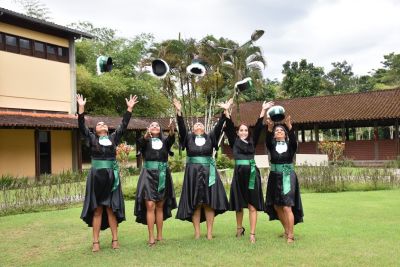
[2, 0, 399, 80]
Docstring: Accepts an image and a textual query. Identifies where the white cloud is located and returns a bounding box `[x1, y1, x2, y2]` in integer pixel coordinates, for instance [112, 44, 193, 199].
[1, 0, 399, 80]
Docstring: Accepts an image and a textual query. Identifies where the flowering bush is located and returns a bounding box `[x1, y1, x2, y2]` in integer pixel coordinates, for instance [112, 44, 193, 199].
[116, 142, 133, 169]
[318, 141, 345, 164]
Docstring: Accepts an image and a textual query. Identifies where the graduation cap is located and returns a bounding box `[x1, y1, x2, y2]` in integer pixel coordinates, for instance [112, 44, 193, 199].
[267, 105, 286, 122]
[96, 56, 113, 75]
[151, 59, 170, 79]
[234, 77, 253, 92]
[186, 59, 206, 77]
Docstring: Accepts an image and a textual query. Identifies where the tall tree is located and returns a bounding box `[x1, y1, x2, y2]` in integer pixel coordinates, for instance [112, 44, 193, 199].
[281, 59, 325, 98]
[373, 53, 400, 87]
[325, 61, 356, 94]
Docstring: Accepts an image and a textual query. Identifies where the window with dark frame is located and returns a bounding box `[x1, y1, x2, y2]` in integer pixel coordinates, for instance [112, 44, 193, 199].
[46, 44, 57, 60]
[34, 41, 45, 58]
[5, 34, 18, 53]
[0, 33, 4, 50]
[57, 47, 69, 62]
[0, 31, 69, 63]
[19, 38, 32, 56]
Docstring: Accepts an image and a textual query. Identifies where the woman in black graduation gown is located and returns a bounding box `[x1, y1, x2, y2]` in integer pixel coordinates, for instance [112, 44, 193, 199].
[77, 94, 138, 252]
[134, 120, 177, 246]
[265, 111, 304, 244]
[224, 101, 275, 243]
[173, 98, 230, 240]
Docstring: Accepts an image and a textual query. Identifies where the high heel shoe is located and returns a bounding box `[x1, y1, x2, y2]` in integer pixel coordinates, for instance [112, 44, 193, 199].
[236, 227, 245, 237]
[92, 241, 100, 252]
[111, 239, 119, 249]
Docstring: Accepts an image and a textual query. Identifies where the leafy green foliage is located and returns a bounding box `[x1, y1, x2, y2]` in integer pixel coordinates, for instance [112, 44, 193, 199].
[281, 59, 326, 98]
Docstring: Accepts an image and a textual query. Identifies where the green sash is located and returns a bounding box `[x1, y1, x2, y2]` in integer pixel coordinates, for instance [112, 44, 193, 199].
[144, 161, 168, 192]
[186, 156, 216, 187]
[91, 159, 120, 192]
[235, 159, 257, 190]
[270, 163, 294, 195]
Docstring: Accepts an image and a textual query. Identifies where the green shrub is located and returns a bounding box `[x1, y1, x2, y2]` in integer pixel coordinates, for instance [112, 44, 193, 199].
[216, 154, 234, 169]
[169, 154, 185, 172]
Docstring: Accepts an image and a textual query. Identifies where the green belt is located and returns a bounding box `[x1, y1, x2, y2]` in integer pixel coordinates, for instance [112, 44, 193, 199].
[235, 159, 257, 190]
[186, 156, 216, 187]
[270, 163, 294, 195]
[91, 159, 120, 192]
[144, 160, 167, 192]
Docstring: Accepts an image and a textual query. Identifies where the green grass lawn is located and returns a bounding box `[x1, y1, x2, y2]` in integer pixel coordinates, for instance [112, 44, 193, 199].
[0, 190, 399, 267]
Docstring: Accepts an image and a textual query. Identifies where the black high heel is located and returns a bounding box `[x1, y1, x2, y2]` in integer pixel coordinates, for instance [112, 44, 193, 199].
[236, 227, 245, 237]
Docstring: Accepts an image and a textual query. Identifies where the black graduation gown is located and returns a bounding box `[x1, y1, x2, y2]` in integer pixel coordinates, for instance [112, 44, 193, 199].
[79, 111, 130, 230]
[134, 134, 177, 225]
[224, 117, 265, 211]
[265, 127, 304, 225]
[175, 114, 229, 222]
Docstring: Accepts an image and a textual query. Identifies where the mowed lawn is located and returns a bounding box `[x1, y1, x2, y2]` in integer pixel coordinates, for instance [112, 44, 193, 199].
[0, 190, 399, 267]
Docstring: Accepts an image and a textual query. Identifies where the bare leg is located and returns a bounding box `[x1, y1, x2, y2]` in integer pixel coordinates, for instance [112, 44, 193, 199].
[274, 205, 288, 237]
[248, 204, 257, 243]
[192, 205, 201, 239]
[283, 206, 295, 243]
[204, 205, 215, 240]
[145, 200, 156, 245]
[236, 209, 245, 237]
[155, 200, 165, 241]
[106, 207, 119, 249]
[92, 206, 103, 252]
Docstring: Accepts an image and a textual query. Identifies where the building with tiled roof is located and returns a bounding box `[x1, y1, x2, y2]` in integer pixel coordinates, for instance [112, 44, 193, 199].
[0, 8, 91, 177]
[225, 88, 400, 162]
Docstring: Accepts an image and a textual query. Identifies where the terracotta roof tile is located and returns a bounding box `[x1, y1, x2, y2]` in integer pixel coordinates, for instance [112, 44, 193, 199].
[230, 88, 400, 126]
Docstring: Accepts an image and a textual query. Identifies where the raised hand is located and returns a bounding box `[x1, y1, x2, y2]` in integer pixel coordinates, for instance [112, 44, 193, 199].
[173, 98, 182, 115]
[284, 115, 292, 130]
[217, 98, 233, 111]
[144, 127, 152, 139]
[76, 94, 86, 107]
[262, 101, 275, 111]
[260, 100, 275, 118]
[126, 95, 139, 112]
[168, 118, 175, 135]
[76, 94, 86, 114]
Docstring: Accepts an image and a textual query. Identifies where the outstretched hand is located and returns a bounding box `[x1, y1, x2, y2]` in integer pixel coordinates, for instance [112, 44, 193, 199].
[262, 101, 275, 111]
[126, 95, 139, 112]
[284, 115, 292, 130]
[260, 100, 275, 119]
[168, 118, 175, 135]
[217, 98, 233, 111]
[173, 98, 182, 115]
[76, 94, 86, 107]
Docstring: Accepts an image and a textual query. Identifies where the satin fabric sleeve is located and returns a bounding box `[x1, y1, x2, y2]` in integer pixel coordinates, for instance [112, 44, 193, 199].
[111, 111, 132, 145]
[224, 116, 236, 148]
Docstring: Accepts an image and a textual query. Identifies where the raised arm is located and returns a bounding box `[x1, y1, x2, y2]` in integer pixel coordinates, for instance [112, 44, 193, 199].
[77, 94, 94, 140]
[224, 116, 236, 148]
[253, 101, 274, 144]
[112, 95, 138, 144]
[285, 115, 297, 152]
[211, 98, 233, 143]
[211, 113, 226, 141]
[265, 116, 274, 151]
[173, 99, 187, 148]
[165, 118, 176, 150]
